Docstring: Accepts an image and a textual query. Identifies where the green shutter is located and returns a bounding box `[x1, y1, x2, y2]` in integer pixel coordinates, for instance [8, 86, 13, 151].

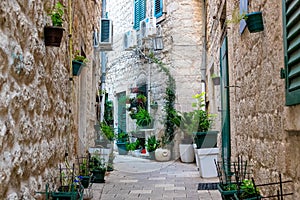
[283, 0, 300, 106]
[154, 0, 163, 18]
[100, 19, 111, 43]
[133, 0, 146, 30]
[220, 37, 231, 169]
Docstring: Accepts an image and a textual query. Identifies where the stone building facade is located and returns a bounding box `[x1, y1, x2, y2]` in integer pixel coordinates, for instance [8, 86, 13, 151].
[105, 0, 205, 157]
[0, 0, 101, 198]
[206, 0, 300, 198]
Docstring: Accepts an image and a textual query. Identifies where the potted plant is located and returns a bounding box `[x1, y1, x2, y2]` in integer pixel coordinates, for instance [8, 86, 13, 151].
[51, 165, 84, 200]
[179, 111, 196, 163]
[135, 107, 152, 128]
[90, 153, 107, 183]
[211, 73, 220, 85]
[100, 122, 115, 141]
[116, 132, 129, 155]
[136, 94, 147, 104]
[234, 179, 261, 200]
[78, 158, 91, 189]
[44, 2, 65, 47]
[191, 92, 217, 149]
[72, 50, 88, 76]
[227, 8, 264, 33]
[145, 135, 160, 160]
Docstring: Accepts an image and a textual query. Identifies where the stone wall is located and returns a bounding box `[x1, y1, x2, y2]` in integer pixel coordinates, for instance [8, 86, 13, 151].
[105, 0, 204, 158]
[0, 0, 100, 198]
[206, 0, 300, 198]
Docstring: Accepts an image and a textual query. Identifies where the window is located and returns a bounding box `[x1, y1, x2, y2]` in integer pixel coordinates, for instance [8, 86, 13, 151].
[154, 0, 163, 18]
[133, 0, 146, 30]
[282, 0, 300, 106]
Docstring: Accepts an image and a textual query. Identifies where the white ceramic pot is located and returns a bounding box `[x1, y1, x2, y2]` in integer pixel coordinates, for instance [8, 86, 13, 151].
[155, 148, 171, 162]
[179, 144, 195, 163]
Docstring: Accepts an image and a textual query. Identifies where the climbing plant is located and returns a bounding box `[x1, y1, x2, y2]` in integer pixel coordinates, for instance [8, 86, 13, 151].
[148, 52, 180, 147]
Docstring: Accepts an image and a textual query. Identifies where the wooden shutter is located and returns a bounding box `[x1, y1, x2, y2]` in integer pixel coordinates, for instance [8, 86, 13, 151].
[282, 0, 300, 105]
[154, 0, 163, 18]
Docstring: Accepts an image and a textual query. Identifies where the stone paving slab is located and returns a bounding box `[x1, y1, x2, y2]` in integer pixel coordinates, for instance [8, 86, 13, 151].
[91, 153, 222, 200]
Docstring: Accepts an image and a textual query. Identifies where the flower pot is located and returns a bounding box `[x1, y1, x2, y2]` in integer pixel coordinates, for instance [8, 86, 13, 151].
[193, 131, 218, 149]
[179, 144, 195, 163]
[116, 142, 128, 155]
[245, 12, 264, 33]
[80, 176, 90, 188]
[51, 185, 81, 200]
[212, 77, 220, 85]
[91, 169, 106, 183]
[72, 60, 86, 76]
[155, 148, 171, 162]
[234, 193, 262, 200]
[44, 26, 64, 47]
[217, 183, 237, 200]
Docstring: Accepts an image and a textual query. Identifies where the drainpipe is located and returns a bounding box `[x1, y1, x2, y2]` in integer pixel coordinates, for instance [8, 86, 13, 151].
[100, 0, 107, 122]
[200, 0, 207, 83]
[68, 0, 73, 79]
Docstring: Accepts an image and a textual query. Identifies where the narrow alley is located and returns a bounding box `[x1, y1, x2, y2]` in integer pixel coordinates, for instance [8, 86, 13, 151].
[91, 154, 222, 200]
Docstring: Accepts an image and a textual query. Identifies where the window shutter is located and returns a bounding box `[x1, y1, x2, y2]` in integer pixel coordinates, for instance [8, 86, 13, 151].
[100, 19, 112, 43]
[154, 0, 163, 18]
[133, 0, 146, 30]
[282, 0, 300, 106]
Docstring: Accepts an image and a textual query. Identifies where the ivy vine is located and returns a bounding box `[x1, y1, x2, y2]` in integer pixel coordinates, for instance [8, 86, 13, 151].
[148, 52, 180, 147]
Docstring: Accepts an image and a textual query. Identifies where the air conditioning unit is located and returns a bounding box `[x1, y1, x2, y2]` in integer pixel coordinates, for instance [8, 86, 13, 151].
[139, 17, 157, 39]
[99, 18, 113, 51]
[123, 30, 137, 51]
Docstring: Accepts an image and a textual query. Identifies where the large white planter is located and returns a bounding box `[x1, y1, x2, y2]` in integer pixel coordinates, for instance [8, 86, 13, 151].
[196, 148, 219, 178]
[155, 148, 171, 162]
[179, 144, 195, 163]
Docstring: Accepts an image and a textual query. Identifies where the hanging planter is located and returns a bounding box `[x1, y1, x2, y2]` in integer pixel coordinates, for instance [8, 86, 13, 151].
[44, 26, 65, 47]
[72, 50, 88, 76]
[44, 2, 65, 47]
[72, 60, 86, 76]
[245, 12, 264, 33]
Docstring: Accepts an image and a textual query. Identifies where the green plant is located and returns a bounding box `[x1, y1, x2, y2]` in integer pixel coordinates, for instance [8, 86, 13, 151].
[89, 153, 106, 171]
[135, 107, 152, 127]
[100, 122, 114, 141]
[136, 94, 147, 104]
[211, 73, 219, 78]
[147, 52, 181, 147]
[146, 135, 160, 152]
[79, 158, 89, 176]
[239, 179, 260, 199]
[126, 142, 136, 151]
[73, 50, 88, 63]
[191, 92, 215, 132]
[117, 132, 129, 143]
[226, 8, 247, 24]
[48, 2, 64, 27]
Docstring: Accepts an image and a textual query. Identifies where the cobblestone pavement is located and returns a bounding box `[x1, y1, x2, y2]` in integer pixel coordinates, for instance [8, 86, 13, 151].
[90, 153, 222, 200]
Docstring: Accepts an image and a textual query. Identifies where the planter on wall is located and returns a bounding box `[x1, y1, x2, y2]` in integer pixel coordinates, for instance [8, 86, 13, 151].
[44, 26, 64, 47]
[245, 12, 264, 33]
[72, 60, 86, 76]
[212, 77, 220, 85]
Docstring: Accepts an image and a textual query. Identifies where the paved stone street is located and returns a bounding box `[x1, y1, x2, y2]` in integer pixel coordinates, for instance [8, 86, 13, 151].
[91, 154, 222, 200]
